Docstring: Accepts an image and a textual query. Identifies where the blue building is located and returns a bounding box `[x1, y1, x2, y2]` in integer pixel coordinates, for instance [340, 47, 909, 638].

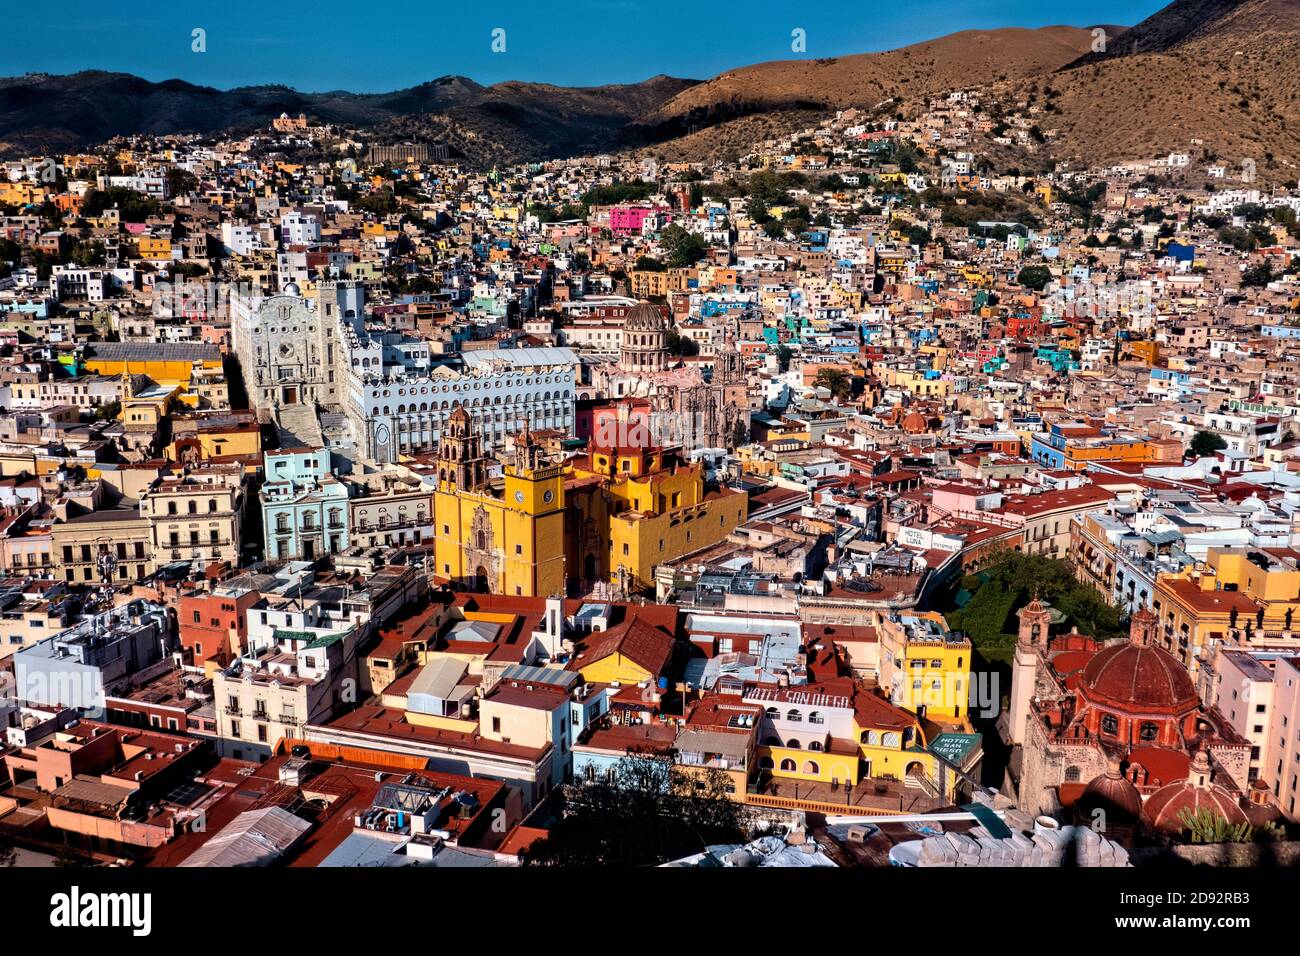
[260, 449, 350, 561]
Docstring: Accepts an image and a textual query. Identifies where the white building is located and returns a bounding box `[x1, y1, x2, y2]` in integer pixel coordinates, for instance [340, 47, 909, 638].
[344, 340, 577, 464]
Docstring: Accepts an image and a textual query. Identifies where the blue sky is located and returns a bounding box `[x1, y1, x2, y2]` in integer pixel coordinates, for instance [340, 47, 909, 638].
[9, 0, 1167, 91]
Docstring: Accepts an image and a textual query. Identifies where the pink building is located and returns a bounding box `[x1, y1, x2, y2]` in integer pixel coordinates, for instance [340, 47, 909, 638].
[930, 482, 1003, 516]
[609, 205, 666, 236]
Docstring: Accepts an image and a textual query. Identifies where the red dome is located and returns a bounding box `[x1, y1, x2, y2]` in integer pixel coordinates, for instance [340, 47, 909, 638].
[1079, 765, 1142, 824]
[1079, 642, 1198, 714]
[1142, 779, 1248, 835]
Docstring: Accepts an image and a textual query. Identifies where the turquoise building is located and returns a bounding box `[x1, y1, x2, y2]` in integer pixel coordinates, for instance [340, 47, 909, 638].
[260, 449, 350, 561]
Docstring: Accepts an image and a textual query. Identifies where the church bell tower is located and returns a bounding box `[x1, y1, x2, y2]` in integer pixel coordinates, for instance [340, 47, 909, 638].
[1009, 598, 1051, 746]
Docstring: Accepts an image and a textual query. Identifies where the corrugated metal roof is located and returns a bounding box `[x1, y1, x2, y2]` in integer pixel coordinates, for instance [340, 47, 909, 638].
[53, 775, 132, 808]
[84, 341, 221, 363]
[499, 663, 579, 690]
[180, 807, 311, 867]
[461, 346, 577, 369]
[409, 657, 469, 701]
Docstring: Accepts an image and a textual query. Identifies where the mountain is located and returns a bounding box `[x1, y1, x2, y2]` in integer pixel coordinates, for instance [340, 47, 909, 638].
[632, 25, 1108, 141]
[0, 71, 698, 162]
[2, 1, 1297, 176]
[1078, 0, 1283, 56]
[637, 0, 1300, 180]
[1010, 0, 1300, 176]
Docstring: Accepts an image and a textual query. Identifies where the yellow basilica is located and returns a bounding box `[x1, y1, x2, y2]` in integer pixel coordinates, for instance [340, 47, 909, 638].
[430, 403, 746, 599]
[431, 408, 566, 597]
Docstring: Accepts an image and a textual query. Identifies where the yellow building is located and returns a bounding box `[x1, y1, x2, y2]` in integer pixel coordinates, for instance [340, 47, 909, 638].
[0, 182, 46, 206]
[136, 236, 174, 261]
[569, 613, 675, 686]
[746, 678, 980, 806]
[431, 410, 566, 597]
[121, 386, 179, 433]
[746, 684, 866, 788]
[51, 507, 154, 585]
[629, 267, 693, 299]
[167, 414, 263, 467]
[1154, 547, 1300, 678]
[566, 441, 745, 594]
[878, 612, 974, 723]
[1126, 339, 1160, 366]
[881, 367, 955, 399]
[81, 342, 223, 392]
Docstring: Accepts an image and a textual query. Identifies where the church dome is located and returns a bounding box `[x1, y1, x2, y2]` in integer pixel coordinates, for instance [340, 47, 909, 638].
[1078, 758, 1142, 824]
[623, 301, 670, 332]
[1078, 641, 1198, 714]
[902, 409, 928, 433]
[1141, 750, 1247, 836]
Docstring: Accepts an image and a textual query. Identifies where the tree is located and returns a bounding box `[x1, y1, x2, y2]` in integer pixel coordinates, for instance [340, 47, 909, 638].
[53, 838, 83, 867]
[946, 553, 1124, 662]
[1241, 262, 1275, 288]
[70, 240, 106, 267]
[1189, 430, 1227, 458]
[1017, 265, 1053, 291]
[658, 224, 706, 268]
[665, 329, 699, 357]
[814, 367, 853, 401]
[165, 167, 198, 198]
[527, 203, 558, 224]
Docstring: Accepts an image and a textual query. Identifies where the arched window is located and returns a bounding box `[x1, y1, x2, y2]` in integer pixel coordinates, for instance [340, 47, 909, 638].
[779, 759, 796, 772]
[1101, 714, 1119, 737]
[187, 500, 197, 514]
[1139, 721, 1159, 742]
[786, 709, 802, 723]
[809, 740, 823, 752]
[802, 760, 820, 775]
[808, 711, 824, 725]
[765, 707, 779, 721]
[1064, 765, 1081, 782]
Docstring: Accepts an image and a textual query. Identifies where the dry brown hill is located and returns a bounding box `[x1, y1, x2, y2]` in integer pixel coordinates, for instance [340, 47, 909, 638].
[1013, 0, 1300, 178]
[633, 25, 1105, 141]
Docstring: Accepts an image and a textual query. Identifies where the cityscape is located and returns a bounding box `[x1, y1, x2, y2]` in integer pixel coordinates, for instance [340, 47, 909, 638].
[0, 0, 1294, 909]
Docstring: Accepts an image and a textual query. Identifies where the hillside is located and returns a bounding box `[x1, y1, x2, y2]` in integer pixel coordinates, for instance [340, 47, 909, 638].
[0, 71, 698, 162]
[1008, 0, 1300, 176]
[2, 1, 1297, 176]
[632, 26, 1107, 142]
